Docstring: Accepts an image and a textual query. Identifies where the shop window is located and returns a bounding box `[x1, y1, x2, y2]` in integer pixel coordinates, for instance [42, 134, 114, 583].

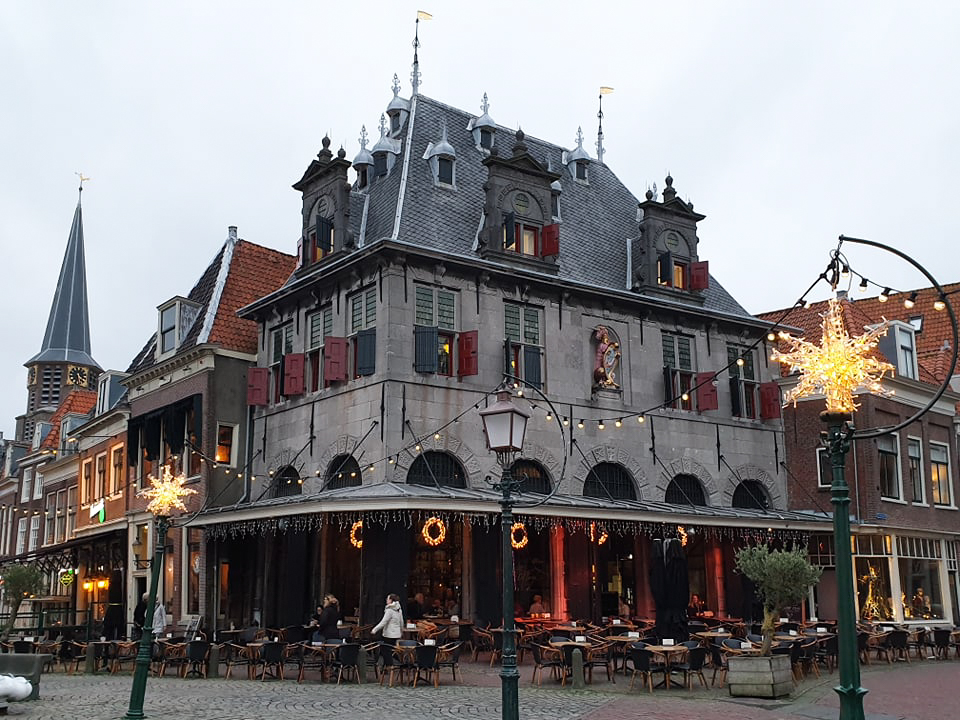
[511, 459, 552, 494]
[877, 434, 902, 500]
[273, 465, 302, 498]
[583, 462, 637, 501]
[930, 442, 952, 506]
[732, 480, 769, 509]
[407, 451, 467, 488]
[809, 534, 836, 567]
[662, 333, 695, 411]
[727, 345, 758, 418]
[907, 437, 924, 504]
[325, 454, 361, 490]
[665, 474, 707, 506]
[504, 302, 544, 390]
[186, 527, 202, 615]
[856, 557, 894, 621]
[897, 535, 945, 620]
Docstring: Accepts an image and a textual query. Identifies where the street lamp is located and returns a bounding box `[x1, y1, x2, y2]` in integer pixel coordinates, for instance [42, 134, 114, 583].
[479, 390, 530, 720]
[125, 468, 196, 720]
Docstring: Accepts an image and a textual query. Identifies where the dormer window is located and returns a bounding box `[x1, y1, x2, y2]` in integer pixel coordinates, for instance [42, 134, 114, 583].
[356, 167, 368, 189]
[878, 321, 918, 380]
[575, 161, 588, 181]
[438, 157, 454, 185]
[390, 114, 400, 134]
[374, 154, 387, 178]
[304, 195, 335, 265]
[480, 129, 493, 150]
[425, 123, 456, 188]
[156, 297, 201, 358]
[550, 193, 559, 219]
[160, 305, 177, 353]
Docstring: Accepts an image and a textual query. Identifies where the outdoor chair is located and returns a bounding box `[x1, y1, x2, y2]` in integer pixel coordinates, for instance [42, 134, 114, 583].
[798, 639, 821, 679]
[362, 641, 381, 680]
[530, 644, 563, 686]
[584, 642, 615, 684]
[672, 646, 708, 689]
[12, 640, 34, 654]
[471, 628, 494, 662]
[857, 631, 871, 665]
[331, 643, 361, 685]
[156, 641, 188, 677]
[412, 644, 439, 688]
[436, 641, 462, 683]
[183, 640, 210, 678]
[885, 630, 910, 663]
[295, 641, 325, 683]
[932, 629, 952, 660]
[680, 640, 700, 649]
[907, 629, 927, 660]
[709, 644, 727, 687]
[58, 640, 86, 674]
[283, 625, 306, 644]
[259, 641, 287, 681]
[222, 642, 254, 679]
[111, 641, 139, 674]
[628, 647, 665, 693]
[746, 633, 764, 644]
[817, 634, 839, 672]
[384, 642, 417, 687]
[721, 638, 744, 651]
[489, 630, 503, 667]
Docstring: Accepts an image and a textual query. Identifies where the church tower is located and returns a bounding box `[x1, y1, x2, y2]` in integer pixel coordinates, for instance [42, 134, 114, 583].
[18, 186, 101, 444]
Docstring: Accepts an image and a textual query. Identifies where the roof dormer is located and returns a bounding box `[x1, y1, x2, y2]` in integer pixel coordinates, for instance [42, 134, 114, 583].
[156, 296, 202, 361]
[385, 74, 410, 137]
[424, 121, 456, 188]
[565, 127, 591, 184]
[878, 320, 919, 381]
[372, 114, 401, 180]
[352, 125, 374, 190]
[467, 92, 496, 152]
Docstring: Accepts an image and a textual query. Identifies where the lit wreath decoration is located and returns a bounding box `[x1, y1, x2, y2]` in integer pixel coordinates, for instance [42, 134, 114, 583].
[350, 520, 363, 549]
[589, 522, 609, 546]
[421, 517, 447, 546]
[510, 522, 528, 550]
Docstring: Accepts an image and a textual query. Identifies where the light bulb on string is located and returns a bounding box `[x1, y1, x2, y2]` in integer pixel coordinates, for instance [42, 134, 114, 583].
[434, 433, 440, 441]
[615, 418, 622, 428]
[637, 416, 645, 423]
[859, 278, 868, 293]
[934, 297, 946, 312]
[878, 288, 890, 303]
[903, 291, 917, 309]
[577, 419, 584, 429]
[840, 264, 849, 280]
[767, 333, 775, 342]
[681, 392, 690, 402]
[736, 357, 745, 367]
[598, 420, 605, 431]
[562, 417, 569, 426]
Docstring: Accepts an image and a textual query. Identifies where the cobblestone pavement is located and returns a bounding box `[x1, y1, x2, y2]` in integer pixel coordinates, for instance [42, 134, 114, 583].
[7, 657, 954, 719]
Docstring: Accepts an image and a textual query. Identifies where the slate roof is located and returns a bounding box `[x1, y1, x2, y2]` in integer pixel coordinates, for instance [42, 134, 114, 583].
[289, 93, 757, 323]
[28, 196, 100, 368]
[758, 283, 960, 385]
[39, 389, 97, 451]
[127, 237, 296, 375]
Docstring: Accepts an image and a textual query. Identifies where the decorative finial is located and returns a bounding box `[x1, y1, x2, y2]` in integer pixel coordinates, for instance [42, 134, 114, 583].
[379, 114, 387, 137]
[75, 172, 90, 196]
[392, 73, 401, 97]
[513, 127, 527, 157]
[440, 117, 448, 141]
[575, 126, 584, 148]
[480, 92, 490, 115]
[665, 173, 673, 187]
[597, 87, 613, 165]
[322, 135, 331, 150]
[662, 174, 676, 202]
[645, 188, 654, 201]
[337, 146, 346, 159]
[359, 125, 369, 150]
[411, 11, 432, 95]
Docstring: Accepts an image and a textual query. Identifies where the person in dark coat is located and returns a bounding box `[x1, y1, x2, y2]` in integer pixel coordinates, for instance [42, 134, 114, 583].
[407, 592, 425, 621]
[132, 592, 148, 640]
[313, 594, 341, 642]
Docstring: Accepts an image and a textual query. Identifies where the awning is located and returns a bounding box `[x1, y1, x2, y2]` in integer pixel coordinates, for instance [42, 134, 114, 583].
[128, 394, 202, 464]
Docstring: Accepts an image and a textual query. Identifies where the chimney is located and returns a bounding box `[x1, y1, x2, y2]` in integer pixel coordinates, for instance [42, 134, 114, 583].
[836, 290, 848, 300]
[228, 226, 238, 241]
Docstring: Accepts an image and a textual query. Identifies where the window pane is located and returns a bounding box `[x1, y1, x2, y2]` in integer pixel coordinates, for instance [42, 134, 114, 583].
[663, 335, 677, 369]
[899, 558, 944, 619]
[677, 336, 692, 370]
[284, 325, 293, 354]
[351, 296, 363, 333]
[415, 287, 434, 326]
[504, 304, 521, 343]
[437, 291, 456, 330]
[856, 558, 894, 621]
[365, 288, 377, 327]
[523, 308, 540, 345]
[309, 312, 325, 349]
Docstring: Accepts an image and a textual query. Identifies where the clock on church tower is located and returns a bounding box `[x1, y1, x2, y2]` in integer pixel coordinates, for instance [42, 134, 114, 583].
[67, 365, 89, 387]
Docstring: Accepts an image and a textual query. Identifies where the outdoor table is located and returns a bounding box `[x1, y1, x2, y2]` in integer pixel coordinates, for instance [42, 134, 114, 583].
[244, 642, 264, 679]
[693, 631, 732, 641]
[85, 640, 114, 674]
[643, 644, 689, 688]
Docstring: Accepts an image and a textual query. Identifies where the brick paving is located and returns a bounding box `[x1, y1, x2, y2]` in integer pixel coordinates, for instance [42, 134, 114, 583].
[6, 657, 955, 719]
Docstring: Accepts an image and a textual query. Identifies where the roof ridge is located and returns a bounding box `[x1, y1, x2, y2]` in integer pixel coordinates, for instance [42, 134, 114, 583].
[196, 233, 237, 344]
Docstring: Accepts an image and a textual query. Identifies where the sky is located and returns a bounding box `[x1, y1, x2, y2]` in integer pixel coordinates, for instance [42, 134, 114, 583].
[1, 1, 958, 438]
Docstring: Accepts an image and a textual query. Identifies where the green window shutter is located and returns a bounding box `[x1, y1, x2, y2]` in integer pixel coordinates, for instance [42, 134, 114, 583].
[414, 326, 439, 373]
[351, 295, 363, 333]
[437, 291, 456, 331]
[323, 308, 333, 339]
[662, 334, 676, 369]
[356, 329, 376, 376]
[523, 308, 540, 345]
[523, 345, 542, 389]
[504, 304, 521, 343]
[415, 287, 434, 326]
[365, 288, 377, 328]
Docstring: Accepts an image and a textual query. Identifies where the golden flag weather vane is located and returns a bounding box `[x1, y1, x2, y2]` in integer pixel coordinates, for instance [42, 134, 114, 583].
[772, 297, 894, 414]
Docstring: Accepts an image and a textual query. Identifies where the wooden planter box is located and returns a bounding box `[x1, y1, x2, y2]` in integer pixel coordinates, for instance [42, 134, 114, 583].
[727, 653, 792, 698]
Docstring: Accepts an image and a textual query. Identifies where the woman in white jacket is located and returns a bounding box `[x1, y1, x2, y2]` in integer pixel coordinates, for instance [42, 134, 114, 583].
[371, 594, 403, 666]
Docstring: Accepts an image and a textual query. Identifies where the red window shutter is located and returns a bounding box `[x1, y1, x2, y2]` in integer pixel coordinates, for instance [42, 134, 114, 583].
[695, 372, 718, 412]
[458, 330, 479, 376]
[323, 337, 348, 383]
[246, 367, 269, 406]
[690, 261, 709, 290]
[283, 353, 305, 396]
[760, 382, 782, 419]
[541, 224, 560, 257]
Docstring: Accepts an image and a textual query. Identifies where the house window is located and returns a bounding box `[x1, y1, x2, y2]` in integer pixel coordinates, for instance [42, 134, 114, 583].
[45, 495, 56, 545]
[575, 161, 587, 181]
[732, 480, 770, 509]
[67, 487, 76, 537]
[406, 451, 467, 488]
[930, 442, 952, 506]
[437, 157, 454, 185]
[550, 193, 559, 218]
[96, 453, 107, 500]
[877, 434, 901, 500]
[55, 490, 66, 543]
[21, 467, 32, 503]
[16, 518, 26, 555]
[349, 288, 377, 378]
[415, 286, 458, 376]
[111, 446, 124, 495]
[728, 345, 758, 418]
[82, 460, 93, 505]
[215, 424, 236, 466]
[665, 474, 707, 506]
[325, 454, 361, 490]
[504, 302, 544, 389]
[673, 261, 687, 290]
[504, 221, 540, 257]
[33, 470, 43, 500]
[355, 166, 368, 189]
[897, 327, 917, 380]
[28, 515, 39, 552]
[313, 217, 334, 263]
[511, 459, 552, 494]
[662, 333, 695, 411]
[270, 324, 294, 402]
[160, 305, 177, 354]
[907, 437, 924, 504]
[817, 447, 832, 489]
[390, 113, 400, 133]
[479, 128, 493, 150]
[374, 154, 387, 178]
[307, 307, 333, 391]
[583, 462, 637, 501]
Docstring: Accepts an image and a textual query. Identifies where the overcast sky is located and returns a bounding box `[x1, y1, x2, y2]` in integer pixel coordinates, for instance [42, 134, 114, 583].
[1, 2, 958, 438]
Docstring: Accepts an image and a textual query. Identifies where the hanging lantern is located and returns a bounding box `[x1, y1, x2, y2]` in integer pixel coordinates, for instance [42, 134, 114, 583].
[510, 522, 528, 549]
[421, 517, 447, 546]
[350, 520, 363, 549]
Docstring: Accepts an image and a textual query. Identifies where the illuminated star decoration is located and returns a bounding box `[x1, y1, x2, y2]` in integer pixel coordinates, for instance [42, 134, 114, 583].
[140, 466, 197, 516]
[772, 297, 894, 413]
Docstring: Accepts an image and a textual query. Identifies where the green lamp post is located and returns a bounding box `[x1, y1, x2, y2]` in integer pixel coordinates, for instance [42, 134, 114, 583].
[125, 468, 196, 720]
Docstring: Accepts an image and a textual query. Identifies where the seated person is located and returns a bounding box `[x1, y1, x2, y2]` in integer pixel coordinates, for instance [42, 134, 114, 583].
[687, 593, 706, 617]
[407, 592, 425, 621]
[426, 598, 445, 617]
[528, 594, 546, 615]
[618, 596, 631, 617]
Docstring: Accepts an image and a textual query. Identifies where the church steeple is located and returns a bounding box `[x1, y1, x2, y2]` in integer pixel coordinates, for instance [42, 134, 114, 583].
[27, 186, 99, 369]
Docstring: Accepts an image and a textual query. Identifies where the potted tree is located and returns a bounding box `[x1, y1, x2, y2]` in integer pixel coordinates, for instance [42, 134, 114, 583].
[0, 564, 45, 641]
[727, 545, 822, 698]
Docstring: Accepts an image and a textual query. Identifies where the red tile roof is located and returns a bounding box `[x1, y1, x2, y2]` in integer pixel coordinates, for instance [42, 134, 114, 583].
[758, 282, 960, 386]
[40, 389, 98, 450]
[208, 241, 297, 353]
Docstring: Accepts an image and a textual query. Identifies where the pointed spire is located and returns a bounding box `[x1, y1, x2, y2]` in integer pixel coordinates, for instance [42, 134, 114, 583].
[360, 125, 369, 151]
[411, 11, 432, 95]
[596, 87, 614, 165]
[28, 187, 99, 368]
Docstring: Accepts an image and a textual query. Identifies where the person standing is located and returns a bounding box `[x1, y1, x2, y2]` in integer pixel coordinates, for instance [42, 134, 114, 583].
[132, 592, 148, 640]
[316, 594, 341, 642]
[152, 600, 167, 638]
[372, 594, 404, 667]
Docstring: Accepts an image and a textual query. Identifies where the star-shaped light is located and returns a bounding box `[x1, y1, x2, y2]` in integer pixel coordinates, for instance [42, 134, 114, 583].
[772, 297, 894, 413]
[140, 466, 197, 516]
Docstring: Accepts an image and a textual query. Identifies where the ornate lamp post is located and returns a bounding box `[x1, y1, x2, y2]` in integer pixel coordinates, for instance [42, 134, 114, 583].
[479, 390, 530, 720]
[125, 468, 196, 720]
[773, 297, 893, 720]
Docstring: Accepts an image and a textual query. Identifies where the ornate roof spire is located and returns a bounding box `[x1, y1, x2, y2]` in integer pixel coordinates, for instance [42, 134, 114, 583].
[392, 73, 402, 97]
[28, 181, 100, 368]
[481, 92, 489, 115]
[411, 11, 431, 95]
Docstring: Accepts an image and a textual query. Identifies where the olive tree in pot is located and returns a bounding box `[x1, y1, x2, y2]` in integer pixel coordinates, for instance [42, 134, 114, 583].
[727, 545, 822, 698]
[0, 564, 45, 641]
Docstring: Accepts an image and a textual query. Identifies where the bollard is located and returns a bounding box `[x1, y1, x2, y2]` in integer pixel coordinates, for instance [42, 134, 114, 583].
[84, 647, 96, 675]
[571, 648, 586, 689]
[357, 646, 366, 684]
[207, 644, 219, 678]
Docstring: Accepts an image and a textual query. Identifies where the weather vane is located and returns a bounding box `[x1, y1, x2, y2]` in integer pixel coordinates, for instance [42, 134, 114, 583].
[75, 172, 90, 193]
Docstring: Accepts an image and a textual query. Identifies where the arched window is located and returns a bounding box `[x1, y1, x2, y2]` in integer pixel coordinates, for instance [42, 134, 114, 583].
[273, 465, 302, 498]
[407, 451, 467, 488]
[325, 454, 361, 490]
[732, 480, 770, 510]
[583, 462, 636, 501]
[511, 459, 551, 494]
[665, 474, 707, 506]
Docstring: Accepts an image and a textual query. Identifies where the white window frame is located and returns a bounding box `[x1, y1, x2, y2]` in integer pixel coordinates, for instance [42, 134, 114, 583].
[907, 436, 926, 505]
[728, 344, 759, 419]
[504, 302, 545, 389]
[33, 470, 43, 500]
[16, 518, 27, 555]
[816, 447, 832, 489]
[111, 444, 125, 496]
[416, 285, 460, 377]
[348, 288, 377, 334]
[215, 423, 238, 467]
[21, 467, 33, 503]
[878, 433, 904, 502]
[307, 306, 333, 392]
[895, 325, 917, 380]
[28, 515, 39, 552]
[55, 489, 67, 544]
[44, 494, 56, 546]
[930, 440, 954, 508]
